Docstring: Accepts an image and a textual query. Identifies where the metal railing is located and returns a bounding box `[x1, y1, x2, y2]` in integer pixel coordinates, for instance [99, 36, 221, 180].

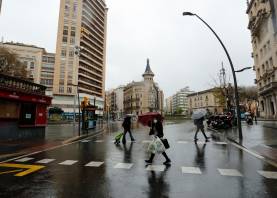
[0, 73, 46, 95]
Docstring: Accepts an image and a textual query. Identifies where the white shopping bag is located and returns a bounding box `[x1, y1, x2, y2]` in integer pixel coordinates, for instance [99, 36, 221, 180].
[147, 136, 165, 154]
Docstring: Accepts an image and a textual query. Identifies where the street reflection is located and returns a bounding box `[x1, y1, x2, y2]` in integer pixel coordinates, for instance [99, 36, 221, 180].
[194, 142, 206, 169]
[147, 166, 170, 198]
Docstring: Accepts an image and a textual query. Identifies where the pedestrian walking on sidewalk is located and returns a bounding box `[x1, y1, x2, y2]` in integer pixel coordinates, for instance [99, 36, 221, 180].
[145, 117, 171, 165]
[122, 116, 135, 144]
[194, 116, 209, 142]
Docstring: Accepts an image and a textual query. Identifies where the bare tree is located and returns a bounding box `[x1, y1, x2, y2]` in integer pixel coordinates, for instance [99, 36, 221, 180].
[0, 47, 28, 79]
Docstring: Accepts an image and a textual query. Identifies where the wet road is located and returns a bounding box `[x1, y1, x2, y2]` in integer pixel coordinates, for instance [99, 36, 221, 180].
[0, 121, 277, 198]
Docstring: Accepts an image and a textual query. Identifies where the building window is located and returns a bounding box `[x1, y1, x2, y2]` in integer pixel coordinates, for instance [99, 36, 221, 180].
[67, 87, 72, 93]
[63, 26, 68, 35]
[61, 50, 66, 57]
[69, 50, 74, 57]
[59, 87, 64, 93]
[62, 36, 68, 43]
[71, 31, 75, 37]
[70, 37, 75, 44]
[30, 62, 34, 69]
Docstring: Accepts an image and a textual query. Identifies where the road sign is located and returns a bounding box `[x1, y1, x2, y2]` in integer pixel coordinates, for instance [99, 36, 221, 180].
[0, 163, 45, 177]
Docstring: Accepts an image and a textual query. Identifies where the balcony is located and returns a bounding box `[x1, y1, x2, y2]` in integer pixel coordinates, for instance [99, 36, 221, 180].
[0, 73, 46, 96]
[259, 82, 277, 95]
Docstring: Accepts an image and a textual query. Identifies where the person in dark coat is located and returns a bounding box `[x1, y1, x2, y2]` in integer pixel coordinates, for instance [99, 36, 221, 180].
[194, 116, 209, 141]
[145, 117, 171, 165]
[122, 116, 135, 144]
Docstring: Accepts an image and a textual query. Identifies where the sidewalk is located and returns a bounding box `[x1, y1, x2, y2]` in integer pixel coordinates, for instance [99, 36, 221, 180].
[0, 122, 105, 161]
[208, 121, 277, 163]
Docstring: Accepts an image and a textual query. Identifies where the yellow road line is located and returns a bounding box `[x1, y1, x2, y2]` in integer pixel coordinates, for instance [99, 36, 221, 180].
[0, 163, 45, 177]
[0, 169, 23, 175]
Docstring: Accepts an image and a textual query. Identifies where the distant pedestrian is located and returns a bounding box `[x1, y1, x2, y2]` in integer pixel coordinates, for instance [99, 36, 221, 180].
[122, 116, 135, 144]
[194, 116, 209, 142]
[145, 117, 171, 165]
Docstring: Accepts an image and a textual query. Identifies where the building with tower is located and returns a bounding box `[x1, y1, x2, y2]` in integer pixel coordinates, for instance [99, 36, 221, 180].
[247, 0, 277, 119]
[123, 59, 164, 115]
[52, 0, 108, 114]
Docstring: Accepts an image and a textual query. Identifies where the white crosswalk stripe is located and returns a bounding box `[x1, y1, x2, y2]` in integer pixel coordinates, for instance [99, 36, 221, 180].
[94, 140, 104, 143]
[81, 140, 91, 143]
[59, 160, 78, 165]
[142, 140, 152, 143]
[213, 142, 227, 145]
[218, 169, 243, 177]
[114, 163, 133, 169]
[36, 159, 55, 164]
[146, 165, 165, 172]
[181, 167, 202, 174]
[15, 157, 34, 162]
[85, 161, 104, 167]
[177, 141, 188, 144]
[257, 171, 277, 179]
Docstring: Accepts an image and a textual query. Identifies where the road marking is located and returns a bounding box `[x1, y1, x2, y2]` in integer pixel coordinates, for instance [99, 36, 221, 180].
[177, 141, 188, 144]
[85, 161, 104, 167]
[0, 130, 103, 164]
[0, 169, 23, 175]
[59, 160, 78, 165]
[195, 141, 206, 145]
[146, 165, 165, 172]
[94, 140, 104, 143]
[36, 159, 55, 164]
[0, 163, 45, 177]
[81, 140, 91, 143]
[230, 143, 264, 160]
[114, 163, 133, 169]
[181, 167, 202, 174]
[15, 157, 34, 162]
[257, 171, 277, 179]
[142, 140, 152, 144]
[213, 142, 227, 145]
[218, 169, 243, 177]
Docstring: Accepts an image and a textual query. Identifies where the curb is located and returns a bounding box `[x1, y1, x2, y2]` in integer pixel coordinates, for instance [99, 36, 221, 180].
[62, 128, 105, 144]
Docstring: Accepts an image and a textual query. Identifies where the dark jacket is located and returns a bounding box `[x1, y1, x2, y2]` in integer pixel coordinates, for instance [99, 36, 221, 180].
[194, 117, 204, 127]
[122, 117, 131, 131]
[149, 120, 164, 138]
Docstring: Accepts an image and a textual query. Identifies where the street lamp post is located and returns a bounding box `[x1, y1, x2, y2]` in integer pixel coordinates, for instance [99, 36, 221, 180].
[183, 12, 243, 140]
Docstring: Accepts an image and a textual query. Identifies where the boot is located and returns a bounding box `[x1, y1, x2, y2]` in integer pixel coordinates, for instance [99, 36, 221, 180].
[145, 153, 155, 164]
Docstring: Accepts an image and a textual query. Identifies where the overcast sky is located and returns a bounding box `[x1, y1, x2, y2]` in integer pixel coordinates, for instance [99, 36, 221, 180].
[0, 0, 255, 97]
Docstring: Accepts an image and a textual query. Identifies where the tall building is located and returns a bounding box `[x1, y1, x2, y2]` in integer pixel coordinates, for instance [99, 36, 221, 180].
[165, 96, 173, 115]
[124, 59, 164, 115]
[53, 0, 108, 114]
[172, 87, 194, 115]
[247, 0, 277, 119]
[187, 88, 224, 115]
[1, 42, 54, 92]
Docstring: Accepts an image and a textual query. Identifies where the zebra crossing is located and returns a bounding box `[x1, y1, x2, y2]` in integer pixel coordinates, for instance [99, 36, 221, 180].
[11, 156, 277, 179]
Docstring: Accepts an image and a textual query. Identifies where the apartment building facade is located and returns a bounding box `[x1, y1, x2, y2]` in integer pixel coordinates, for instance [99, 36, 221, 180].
[53, 0, 108, 114]
[187, 88, 224, 115]
[247, 0, 277, 118]
[1, 42, 54, 92]
[172, 87, 194, 115]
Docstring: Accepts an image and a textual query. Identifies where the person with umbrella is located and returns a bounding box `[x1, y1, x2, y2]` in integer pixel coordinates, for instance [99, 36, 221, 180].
[122, 115, 136, 144]
[192, 109, 210, 142]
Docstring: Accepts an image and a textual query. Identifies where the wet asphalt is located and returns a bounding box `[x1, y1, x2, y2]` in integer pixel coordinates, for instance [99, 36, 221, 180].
[0, 121, 276, 198]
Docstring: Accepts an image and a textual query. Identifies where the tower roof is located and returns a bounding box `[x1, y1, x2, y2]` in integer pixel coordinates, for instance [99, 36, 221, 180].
[142, 58, 154, 77]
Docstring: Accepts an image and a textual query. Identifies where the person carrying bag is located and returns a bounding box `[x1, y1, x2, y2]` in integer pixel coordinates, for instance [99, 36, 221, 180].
[145, 117, 171, 165]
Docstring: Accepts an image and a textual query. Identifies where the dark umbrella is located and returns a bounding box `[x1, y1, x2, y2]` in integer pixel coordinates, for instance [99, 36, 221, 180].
[138, 112, 163, 126]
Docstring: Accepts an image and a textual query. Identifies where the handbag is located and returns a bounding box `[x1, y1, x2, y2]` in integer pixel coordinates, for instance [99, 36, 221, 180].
[161, 138, 170, 149]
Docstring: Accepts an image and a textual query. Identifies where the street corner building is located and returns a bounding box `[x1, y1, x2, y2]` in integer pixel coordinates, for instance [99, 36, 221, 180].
[123, 59, 164, 116]
[52, 0, 108, 116]
[247, 0, 277, 119]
